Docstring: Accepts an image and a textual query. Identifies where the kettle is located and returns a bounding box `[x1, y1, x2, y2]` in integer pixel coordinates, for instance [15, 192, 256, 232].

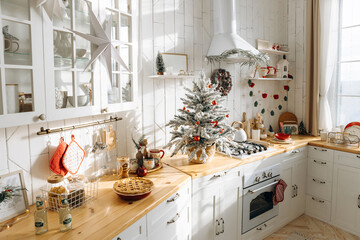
[231, 121, 247, 142]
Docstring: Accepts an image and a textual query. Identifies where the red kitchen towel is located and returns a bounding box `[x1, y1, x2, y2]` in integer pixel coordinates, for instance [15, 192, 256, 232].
[49, 137, 68, 176]
[273, 179, 287, 205]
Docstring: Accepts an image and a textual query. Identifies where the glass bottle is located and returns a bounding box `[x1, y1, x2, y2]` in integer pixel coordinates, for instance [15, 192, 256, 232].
[34, 195, 48, 235]
[59, 193, 72, 232]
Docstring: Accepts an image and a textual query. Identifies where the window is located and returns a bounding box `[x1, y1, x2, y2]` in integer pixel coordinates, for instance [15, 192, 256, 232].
[335, 0, 360, 126]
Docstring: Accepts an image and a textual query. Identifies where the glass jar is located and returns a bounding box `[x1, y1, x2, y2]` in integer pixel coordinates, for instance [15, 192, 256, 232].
[116, 156, 130, 179]
[47, 175, 67, 211]
[66, 175, 85, 208]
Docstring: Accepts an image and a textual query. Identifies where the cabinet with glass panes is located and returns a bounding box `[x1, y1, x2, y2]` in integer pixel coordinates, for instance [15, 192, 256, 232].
[100, 0, 137, 113]
[0, 0, 46, 127]
[43, 0, 102, 121]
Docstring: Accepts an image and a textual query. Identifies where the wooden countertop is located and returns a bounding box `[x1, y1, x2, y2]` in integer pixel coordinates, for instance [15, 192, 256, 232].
[163, 135, 321, 179]
[0, 164, 191, 240]
[309, 140, 360, 155]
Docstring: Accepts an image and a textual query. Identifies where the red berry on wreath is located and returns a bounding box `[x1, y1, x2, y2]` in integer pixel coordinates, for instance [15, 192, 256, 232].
[196, 121, 200, 125]
[226, 114, 229, 118]
[194, 136, 200, 141]
[212, 100, 217, 105]
[183, 107, 186, 110]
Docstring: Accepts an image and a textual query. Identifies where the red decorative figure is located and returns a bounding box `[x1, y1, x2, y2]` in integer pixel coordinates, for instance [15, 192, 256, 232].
[212, 100, 217, 105]
[194, 136, 200, 141]
[262, 93, 268, 98]
[273, 94, 279, 100]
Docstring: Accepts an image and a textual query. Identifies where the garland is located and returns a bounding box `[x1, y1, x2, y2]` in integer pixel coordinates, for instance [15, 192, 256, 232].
[206, 48, 269, 67]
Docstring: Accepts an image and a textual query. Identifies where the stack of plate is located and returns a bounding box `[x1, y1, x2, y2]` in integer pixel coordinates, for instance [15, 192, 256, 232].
[344, 122, 360, 138]
[113, 177, 154, 201]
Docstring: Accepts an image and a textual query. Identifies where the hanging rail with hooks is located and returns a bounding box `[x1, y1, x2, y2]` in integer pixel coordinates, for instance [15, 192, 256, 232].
[36, 116, 122, 135]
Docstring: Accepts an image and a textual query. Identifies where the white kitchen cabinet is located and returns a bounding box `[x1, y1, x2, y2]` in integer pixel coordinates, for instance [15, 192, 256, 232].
[192, 167, 242, 240]
[305, 146, 334, 222]
[332, 151, 360, 236]
[279, 147, 307, 225]
[113, 216, 146, 240]
[0, 0, 46, 127]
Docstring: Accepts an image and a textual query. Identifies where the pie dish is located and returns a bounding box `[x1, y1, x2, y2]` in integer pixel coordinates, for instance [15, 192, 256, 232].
[113, 177, 154, 201]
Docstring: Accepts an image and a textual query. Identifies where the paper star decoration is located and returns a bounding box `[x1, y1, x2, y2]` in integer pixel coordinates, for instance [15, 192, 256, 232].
[67, 1, 130, 82]
[36, 0, 66, 20]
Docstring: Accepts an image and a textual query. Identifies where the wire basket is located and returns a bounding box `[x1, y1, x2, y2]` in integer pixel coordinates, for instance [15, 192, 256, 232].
[41, 179, 99, 211]
[327, 132, 360, 147]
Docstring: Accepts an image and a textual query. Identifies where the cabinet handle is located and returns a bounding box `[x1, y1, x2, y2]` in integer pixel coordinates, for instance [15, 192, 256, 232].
[358, 195, 360, 208]
[313, 159, 327, 165]
[117, 238, 121, 240]
[167, 213, 180, 224]
[215, 220, 220, 235]
[167, 193, 180, 203]
[312, 197, 324, 203]
[314, 147, 327, 152]
[102, 107, 108, 113]
[292, 149, 300, 153]
[295, 184, 298, 197]
[291, 185, 296, 198]
[38, 114, 46, 121]
[220, 218, 224, 234]
[312, 178, 326, 184]
[256, 224, 267, 231]
[357, 155, 360, 159]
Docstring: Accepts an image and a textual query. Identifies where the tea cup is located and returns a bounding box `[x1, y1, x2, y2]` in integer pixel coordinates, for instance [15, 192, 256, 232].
[143, 158, 155, 170]
[149, 149, 165, 166]
[4, 37, 19, 53]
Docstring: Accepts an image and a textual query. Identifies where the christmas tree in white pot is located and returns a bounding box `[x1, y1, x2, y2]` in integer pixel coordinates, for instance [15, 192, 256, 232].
[166, 72, 236, 163]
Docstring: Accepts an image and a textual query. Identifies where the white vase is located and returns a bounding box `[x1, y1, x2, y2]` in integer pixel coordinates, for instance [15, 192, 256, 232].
[252, 129, 261, 141]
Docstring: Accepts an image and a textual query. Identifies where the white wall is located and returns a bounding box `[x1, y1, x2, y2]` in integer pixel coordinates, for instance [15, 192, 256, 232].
[0, 0, 307, 205]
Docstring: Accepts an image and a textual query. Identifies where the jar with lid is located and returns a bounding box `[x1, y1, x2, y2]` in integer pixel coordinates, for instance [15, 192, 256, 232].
[66, 175, 85, 208]
[47, 175, 68, 211]
[116, 156, 130, 179]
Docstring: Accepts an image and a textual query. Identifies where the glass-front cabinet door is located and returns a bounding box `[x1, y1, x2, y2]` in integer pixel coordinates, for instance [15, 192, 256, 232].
[100, 0, 137, 113]
[0, 0, 45, 127]
[43, 0, 101, 121]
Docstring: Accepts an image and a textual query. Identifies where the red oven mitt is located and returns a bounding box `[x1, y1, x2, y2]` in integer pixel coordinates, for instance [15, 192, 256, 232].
[62, 135, 85, 175]
[273, 179, 287, 205]
[49, 137, 68, 176]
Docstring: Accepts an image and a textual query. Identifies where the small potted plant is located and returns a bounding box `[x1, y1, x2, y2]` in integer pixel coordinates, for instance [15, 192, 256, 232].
[156, 52, 165, 75]
[268, 125, 275, 137]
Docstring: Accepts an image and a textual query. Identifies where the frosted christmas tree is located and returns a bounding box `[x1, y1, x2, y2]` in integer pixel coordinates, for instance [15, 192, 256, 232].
[166, 72, 236, 163]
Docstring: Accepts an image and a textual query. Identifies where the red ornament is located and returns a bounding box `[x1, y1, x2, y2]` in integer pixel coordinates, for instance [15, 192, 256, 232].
[183, 107, 186, 110]
[212, 100, 217, 105]
[262, 93, 268, 99]
[187, 110, 190, 112]
[220, 128, 224, 134]
[194, 136, 200, 141]
[208, 84, 212, 88]
[250, 83, 255, 88]
[226, 114, 229, 118]
[196, 121, 200, 125]
[137, 166, 147, 177]
[5, 189, 11, 192]
[273, 94, 279, 100]
[284, 85, 289, 91]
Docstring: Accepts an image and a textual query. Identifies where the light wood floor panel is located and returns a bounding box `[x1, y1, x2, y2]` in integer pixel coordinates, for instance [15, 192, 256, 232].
[265, 215, 360, 240]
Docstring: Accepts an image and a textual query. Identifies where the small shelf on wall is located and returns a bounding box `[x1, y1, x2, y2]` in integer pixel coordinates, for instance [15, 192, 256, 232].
[258, 49, 289, 55]
[250, 77, 292, 81]
[149, 75, 196, 79]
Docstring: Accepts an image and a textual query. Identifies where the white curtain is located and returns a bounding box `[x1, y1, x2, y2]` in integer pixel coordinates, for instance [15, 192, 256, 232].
[318, 0, 339, 131]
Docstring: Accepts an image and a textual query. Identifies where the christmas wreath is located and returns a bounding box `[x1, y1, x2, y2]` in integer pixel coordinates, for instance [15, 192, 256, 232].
[211, 69, 232, 96]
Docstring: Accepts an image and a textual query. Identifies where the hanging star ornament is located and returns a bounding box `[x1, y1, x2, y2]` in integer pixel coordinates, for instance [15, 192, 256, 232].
[36, 0, 66, 20]
[66, 1, 130, 82]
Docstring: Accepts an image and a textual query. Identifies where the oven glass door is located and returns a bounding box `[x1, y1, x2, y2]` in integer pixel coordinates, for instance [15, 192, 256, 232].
[242, 178, 280, 234]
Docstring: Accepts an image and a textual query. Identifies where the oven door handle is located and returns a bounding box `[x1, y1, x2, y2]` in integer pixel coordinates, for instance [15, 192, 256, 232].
[247, 180, 279, 194]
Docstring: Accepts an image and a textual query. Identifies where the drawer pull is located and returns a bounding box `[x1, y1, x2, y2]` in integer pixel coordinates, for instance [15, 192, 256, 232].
[167, 193, 180, 202]
[167, 213, 180, 224]
[220, 218, 224, 233]
[314, 147, 327, 152]
[358, 195, 360, 208]
[216, 220, 220, 235]
[313, 159, 327, 165]
[357, 155, 360, 159]
[211, 174, 221, 180]
[256, 224, 267, 231]
[313, 178, 326, 184]
[292, 149, 300, 153]
[312, 197, 325, 203]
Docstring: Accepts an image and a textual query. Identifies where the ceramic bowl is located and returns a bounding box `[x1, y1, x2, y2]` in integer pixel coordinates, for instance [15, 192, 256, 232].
[68, 95, 89, 107]
[76, 49, 87, 58]
[275, 133, 290, 140]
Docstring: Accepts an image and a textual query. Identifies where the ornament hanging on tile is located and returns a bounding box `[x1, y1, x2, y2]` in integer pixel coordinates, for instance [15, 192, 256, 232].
[36, 0, 66, 20]
[284, 96, 288, 101]
[66, 1, 130, 84]
[254, 101, 258, 107]
[261, 108, 265, 114]
[270, 110, 275, 116]
[249, 91, 253, 97]
[211, 69, 232, 96]
[278, 104, 283, 110]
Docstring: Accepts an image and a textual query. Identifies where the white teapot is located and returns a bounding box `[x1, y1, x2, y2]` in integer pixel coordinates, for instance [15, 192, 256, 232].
[231, 121, 247, 142]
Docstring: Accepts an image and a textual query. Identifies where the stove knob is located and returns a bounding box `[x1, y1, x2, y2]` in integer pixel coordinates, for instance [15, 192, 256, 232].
[262, 172, 267, 178]
[255, 177, 261, 182]
[267, 172, 273, 178]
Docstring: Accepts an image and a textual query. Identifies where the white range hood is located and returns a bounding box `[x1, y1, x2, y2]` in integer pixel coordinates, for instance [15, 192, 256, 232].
[207, 0, 259, 57]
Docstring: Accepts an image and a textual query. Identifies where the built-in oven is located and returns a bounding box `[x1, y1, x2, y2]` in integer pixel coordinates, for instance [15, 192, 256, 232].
[242, 163, 281, 234]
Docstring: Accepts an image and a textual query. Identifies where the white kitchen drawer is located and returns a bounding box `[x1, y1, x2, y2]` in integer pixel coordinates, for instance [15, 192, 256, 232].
[334, 151, 360, 169]
[113, 216, 146, 240]
[147, 181, 190, 232]
[281, 146, 308, 163]
[308, 158, 333, 182]
[241, 216, 280, 240]
[148, 203, 190, 240]
[306, 177, 332, 201]
[305, 195, 331, 222]
[308, 146, 334, 161]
